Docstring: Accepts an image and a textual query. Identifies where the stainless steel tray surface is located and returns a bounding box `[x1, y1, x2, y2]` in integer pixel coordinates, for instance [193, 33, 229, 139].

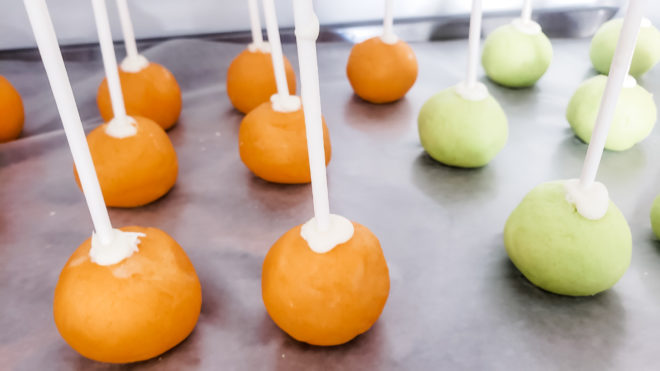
[2, 35, 660, 370]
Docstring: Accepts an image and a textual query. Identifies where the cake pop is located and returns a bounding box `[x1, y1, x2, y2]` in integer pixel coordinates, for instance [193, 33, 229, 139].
[238, 0, 330, 184]
[24, 0, 201, 363]
[227, 0, 296, 114]
[346, 0, 418, 103]
[418, 0, 508, 168]
[0, 75, 24, 143]
[590, 17, 660, 77]
[650, 194, 660, 239]
[566, 74, 656, 151]
[504, 0, 643, 296]
[481, 0, 552, 88]
[96, 0, 182, 130]
[262, 0, 389, 346]
[84, 0, 178, 208]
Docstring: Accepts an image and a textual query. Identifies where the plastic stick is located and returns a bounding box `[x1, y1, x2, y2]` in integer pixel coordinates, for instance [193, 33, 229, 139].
[263, 0, 290, 98]
[466, 0, 483, 88]
[23, 0, 114, 245]
[521, 0, 532, 24]
[116, 0, 139, 59]
[248, 0, 264, 46]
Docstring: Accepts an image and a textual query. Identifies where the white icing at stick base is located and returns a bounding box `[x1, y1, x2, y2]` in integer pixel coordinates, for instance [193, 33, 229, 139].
[120, 54, 149, 73]
[564, 179, 610, 220]
[301, 214, 355, 254]
[454, 81, 489, 101]
[271, 94, 301, 112]
[381, 32, 398, 44]
[623, 75, 637, 88]
[248, 41, 271, 53]
[511, 18, 542, 35]
[90, 228, 146, 266]
[104, 115, 138, 138]
[642, 18, 652, 28]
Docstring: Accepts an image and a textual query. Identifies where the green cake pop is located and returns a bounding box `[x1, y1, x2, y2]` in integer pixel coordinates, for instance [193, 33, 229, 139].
[482, 19, 552, 87]
[566, 75, 656, 151]
[590, 18, 660, 77]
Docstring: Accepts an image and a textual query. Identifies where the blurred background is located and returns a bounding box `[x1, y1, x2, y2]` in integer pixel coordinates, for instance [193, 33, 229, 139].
[0, 0, 624, 51]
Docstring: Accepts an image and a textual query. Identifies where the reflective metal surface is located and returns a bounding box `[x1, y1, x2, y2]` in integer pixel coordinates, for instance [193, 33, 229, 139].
[2, 22, 660, 371]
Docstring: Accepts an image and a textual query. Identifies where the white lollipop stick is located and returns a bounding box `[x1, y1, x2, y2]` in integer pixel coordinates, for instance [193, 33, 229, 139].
[248, 0, 265, 48]
[578, 0, 644, 189]
[92, 0, 132, 132]
[23, 0, 114, 245]
[466, 0, 483, 89]
[116, 0, 138, 60]
[521, 0, 532, 24]
[293, 0, 330, 231]
[381, 0, 397, 44]
[263, 0, 290, 99]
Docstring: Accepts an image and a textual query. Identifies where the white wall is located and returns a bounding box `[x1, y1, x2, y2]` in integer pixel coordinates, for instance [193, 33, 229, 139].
[1, 0, 615, 50]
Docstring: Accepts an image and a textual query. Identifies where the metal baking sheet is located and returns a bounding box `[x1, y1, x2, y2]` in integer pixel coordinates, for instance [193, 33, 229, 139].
[2, 35, 660, 370]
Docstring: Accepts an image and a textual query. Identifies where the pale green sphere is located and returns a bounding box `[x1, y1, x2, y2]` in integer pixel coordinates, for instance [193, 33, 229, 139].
[482, 24, 553, 87]
[566, 75, 656, 151]
[504, 181, 632, 296]
[650, 194, 660, 239]
[590, 18, 660, 77]
[417, 87, 508, 168]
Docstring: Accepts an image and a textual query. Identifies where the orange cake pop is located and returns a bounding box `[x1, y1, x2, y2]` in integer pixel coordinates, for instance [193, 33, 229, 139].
[262, 222, 389, 345]
[97, 62, 182, 130]
[262, 0, 390, 347]
[227, 0, 296, 114]
[25, 0, 202, 364]
[238, 0, 329, 184]
[74, 116, 177, 207]
[0, 75, 25, 142]
[346, 0, 417, 104]
[54, 226, 202, 363]
[96, 0, 181, 130]
[239, 101, 331, 183]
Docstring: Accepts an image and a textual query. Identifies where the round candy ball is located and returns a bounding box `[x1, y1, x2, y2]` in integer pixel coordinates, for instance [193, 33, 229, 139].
[504, 181, 632, 296]
[0, 75, 24, 143]
[262, 222, 390, 346]
[482, 23, 553, 87]
[650, 194, 660, 239]
[227, 49, 297, 114]
[74, 116, 178, 207]
[590, 18, 660, 77]
[418, 87, 508, 168]
[238, 101, 331, 184]
[54, 226, 202, 363]
[97, 62, 182, 130]
[346, 37, 418, 103]
[566, 75, 656, 151]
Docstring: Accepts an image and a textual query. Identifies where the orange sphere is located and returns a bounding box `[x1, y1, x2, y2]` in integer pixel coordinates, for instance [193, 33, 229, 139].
[74, 116, 178, 207]
[238, 101, 331, 184]
[0, 75, 24, 142]
[97, 63, 182, 130]
[227, 49, 297, 114]
[54, 226, 202, 363]
[346, 37, 418, 103]
[262, 222, 390, 346]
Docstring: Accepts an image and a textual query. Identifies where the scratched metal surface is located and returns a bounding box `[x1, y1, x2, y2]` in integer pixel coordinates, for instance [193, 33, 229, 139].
[2, 31, 660, 370]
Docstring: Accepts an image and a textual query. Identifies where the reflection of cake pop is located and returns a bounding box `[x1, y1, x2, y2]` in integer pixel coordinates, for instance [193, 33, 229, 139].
[24, 0, 201, 363]
[227, 0, 296, 114]
[85, 0, 177, 208]
[591, 18, 660, 77]
[96, 0, 182, 130]
[239, 0, 330, 184]
[504, 1, 642, 296]
[262, 0, 389, 346]
[0, 75, 24, 143]
[482, 0, 552, 87]
[418, 0, 508, 168]
[566, 74, 656, 151]
[346, 0, 417, 103]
